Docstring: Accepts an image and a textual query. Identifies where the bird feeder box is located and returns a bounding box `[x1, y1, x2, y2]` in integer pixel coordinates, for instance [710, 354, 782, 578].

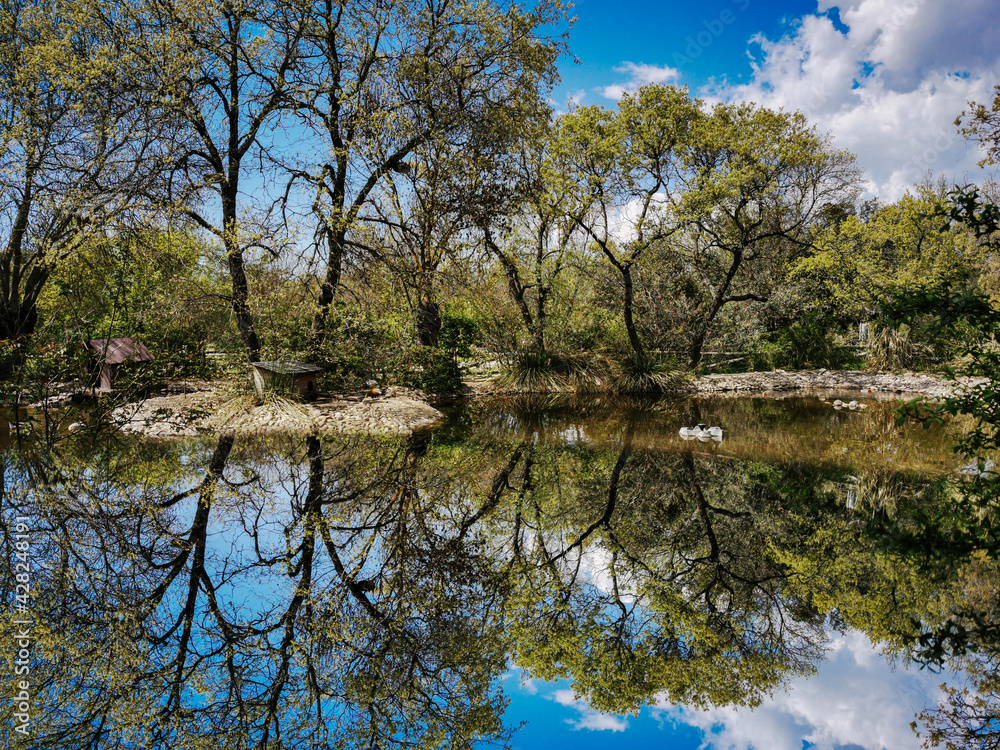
[85, 338, 154, 392]
[250, 361, 323, 400]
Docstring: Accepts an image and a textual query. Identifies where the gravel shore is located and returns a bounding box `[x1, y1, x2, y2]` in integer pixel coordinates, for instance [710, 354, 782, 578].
[688, 369, 983, 398]
[113, 386, 445, 439]
[113, 369, 980, 439]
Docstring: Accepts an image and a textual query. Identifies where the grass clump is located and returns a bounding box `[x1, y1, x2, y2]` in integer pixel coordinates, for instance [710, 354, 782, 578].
[611, 352, 689, 394]
[865, 324, 927, 370]
[497, 350, 611, 393]
[499, 349, 689, 394]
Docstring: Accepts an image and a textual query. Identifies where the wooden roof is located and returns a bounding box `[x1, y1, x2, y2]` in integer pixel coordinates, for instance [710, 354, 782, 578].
[85, 338, 154, 364]
[250, 360, 323, 375]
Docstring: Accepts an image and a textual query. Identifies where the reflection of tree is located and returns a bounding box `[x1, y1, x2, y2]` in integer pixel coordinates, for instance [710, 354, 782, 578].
[0, 431, 515, 748]
[500, 419, 826, 713]
[306, 429, 513, 748]
[916, 650, 1000, 750]
[5, 404, 988, 748]
[772, 464, 1000, 749]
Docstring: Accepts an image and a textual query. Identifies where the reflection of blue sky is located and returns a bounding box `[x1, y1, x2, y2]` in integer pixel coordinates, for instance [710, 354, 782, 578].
[505, 630, 948, 750]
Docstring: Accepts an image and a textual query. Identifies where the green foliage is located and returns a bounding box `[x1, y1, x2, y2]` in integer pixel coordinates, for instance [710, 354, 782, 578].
[439, 306, 482, 358]
[793, 186, 982, 322]
[498, 350, 612, 392]
[747, 314, 861, 371]
[882, 277, 1000, 470]
[313, 304, 407, 391]
[36, 230, 229, 380]
[403, 346, 464, 394]
[559, 309, 622, 353]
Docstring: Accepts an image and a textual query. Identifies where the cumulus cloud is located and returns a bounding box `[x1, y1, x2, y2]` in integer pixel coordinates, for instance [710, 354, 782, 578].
[599, 0, 1000, 198]
[601, 62, 681, 101]
[655, 630, 946, 750]
[502, 666, 540, 695]
[551, 689, 630, 732]
[706, 0, 1000, 197]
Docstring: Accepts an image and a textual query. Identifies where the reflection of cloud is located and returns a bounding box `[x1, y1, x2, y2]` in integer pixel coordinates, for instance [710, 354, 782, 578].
[551, 689, 630, 732]
[655, 631, 945, 750]
[601, 62, 681, 101]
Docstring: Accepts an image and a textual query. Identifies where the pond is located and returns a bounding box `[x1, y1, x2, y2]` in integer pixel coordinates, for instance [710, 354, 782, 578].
[0, 393, 994, 749]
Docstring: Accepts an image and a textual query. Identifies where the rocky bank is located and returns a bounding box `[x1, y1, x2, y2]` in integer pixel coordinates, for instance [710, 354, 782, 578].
[113, 385, 444, 439]
[688, 369, 984, 398]
[113, 369, 981, 439]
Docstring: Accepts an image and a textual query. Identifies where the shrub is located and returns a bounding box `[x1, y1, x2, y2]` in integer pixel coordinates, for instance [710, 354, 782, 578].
[611, 351, 688, 394]
[439, 307, 481, 358]
[865, 324, 928, 371]
[746, 314, 862, 371]
[403, 346, 463, 394]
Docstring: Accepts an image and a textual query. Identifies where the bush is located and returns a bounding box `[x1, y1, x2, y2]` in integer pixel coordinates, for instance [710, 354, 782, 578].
[611, 351, 688, 394]
[403, 346, 463, 394]
[313, 304, 406, 391]
[439, 307, 482, 358]
[747, 314, 862, 371]
[147, 321, 216, 380]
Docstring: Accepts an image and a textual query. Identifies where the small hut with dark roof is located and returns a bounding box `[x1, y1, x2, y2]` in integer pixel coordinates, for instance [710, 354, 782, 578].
[85, 338, 154, 392]
[250, 361, 322, 400]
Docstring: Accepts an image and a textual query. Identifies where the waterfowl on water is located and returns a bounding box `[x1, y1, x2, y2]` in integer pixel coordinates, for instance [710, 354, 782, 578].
[830, 399, 866, 411]
[679, 424, 723, 441]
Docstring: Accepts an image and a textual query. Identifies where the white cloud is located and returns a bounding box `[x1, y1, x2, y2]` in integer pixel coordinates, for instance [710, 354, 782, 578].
[577, 713, 631, 732]
[503, 666, 540, 695]
[600, 62, 681, 101]
[655, 630, 946, 750]
[595, 1, 998, 198]
[551, 689, 630, 732]
[551, 689, 578, 706]
[703, 0, 1000, 198]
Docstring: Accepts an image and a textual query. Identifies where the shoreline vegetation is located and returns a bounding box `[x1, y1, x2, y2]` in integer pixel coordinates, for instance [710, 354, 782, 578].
[102, 367, 981, 439]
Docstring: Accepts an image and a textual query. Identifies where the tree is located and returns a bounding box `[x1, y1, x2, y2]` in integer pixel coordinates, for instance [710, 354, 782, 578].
[0, 0, 176, 348]
[958, 85, 1000, 166]
[793, 185, 982, 322]
[277, 0, 566, 349]
[363, 139, 474, 347]
[478, 122, 589, 355]
[672, 101, 860, 366]
[555, 87, 698, 363]
[106, 0, 304, 360]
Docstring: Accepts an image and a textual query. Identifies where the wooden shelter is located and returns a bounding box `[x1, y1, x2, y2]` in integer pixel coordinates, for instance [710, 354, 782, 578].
[85, 338, 154, 392]
[250, 361, 323, 400]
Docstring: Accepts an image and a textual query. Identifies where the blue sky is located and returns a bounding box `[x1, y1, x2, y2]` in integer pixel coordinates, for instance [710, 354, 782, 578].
[550, 0, 1000, 199]
[503, 630, 947, 750]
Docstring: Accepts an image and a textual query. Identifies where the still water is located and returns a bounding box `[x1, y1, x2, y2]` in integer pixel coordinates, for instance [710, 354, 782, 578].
[0, 394, 994, 749]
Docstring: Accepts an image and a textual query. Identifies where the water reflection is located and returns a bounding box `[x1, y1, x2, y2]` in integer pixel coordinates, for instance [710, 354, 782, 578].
[0, 395, 995, 749]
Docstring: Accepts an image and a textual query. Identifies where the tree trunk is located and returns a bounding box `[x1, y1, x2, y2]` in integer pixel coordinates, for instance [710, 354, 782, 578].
[534, 287, 548, 353]
[688, 332, 707, 369]
[310, 229, 346, 351]
[484, 229, 538, 347]
[415, 297, 441, 347]
[688, 250, 745, 368]
[222, 178, 260, 360]
[225, 240, 260, 361]
[622, 264, 644, 359]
